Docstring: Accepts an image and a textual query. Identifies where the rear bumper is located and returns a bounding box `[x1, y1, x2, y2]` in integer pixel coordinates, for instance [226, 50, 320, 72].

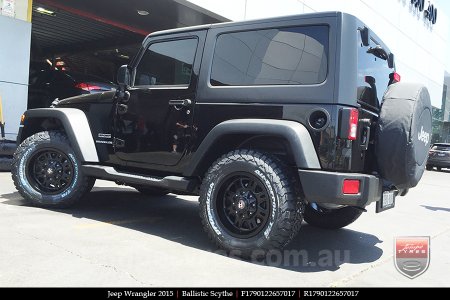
[298, 170, 382, 208]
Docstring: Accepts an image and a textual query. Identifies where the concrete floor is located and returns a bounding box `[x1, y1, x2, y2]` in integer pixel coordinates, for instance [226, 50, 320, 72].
[0, 170, 449, 287]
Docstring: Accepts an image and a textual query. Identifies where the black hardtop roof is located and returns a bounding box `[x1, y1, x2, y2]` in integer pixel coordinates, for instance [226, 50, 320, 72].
[144, 11, 342, 41]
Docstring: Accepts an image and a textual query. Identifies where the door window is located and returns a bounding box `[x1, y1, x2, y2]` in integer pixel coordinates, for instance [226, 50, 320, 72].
[135, 38, 198, 87]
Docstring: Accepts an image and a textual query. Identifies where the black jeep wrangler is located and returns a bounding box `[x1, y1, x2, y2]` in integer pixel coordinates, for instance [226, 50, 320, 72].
[12, 12, 432, 256]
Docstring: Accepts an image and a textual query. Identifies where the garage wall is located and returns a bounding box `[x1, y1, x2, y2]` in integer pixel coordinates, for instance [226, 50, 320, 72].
[0, 15, 31, 140]
[0, 0, 31, 21]
[186, 0, 449, 108]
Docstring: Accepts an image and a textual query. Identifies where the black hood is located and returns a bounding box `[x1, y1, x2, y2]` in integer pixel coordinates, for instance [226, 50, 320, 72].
[56, 91, 116, 106]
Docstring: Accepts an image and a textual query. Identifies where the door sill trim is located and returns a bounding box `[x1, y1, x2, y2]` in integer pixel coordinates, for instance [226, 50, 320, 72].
[82, 165, 197, 192]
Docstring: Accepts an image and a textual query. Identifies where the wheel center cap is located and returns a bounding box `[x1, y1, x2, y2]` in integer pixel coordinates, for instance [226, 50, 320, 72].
[237, 199, 246, 210]
[46, 168, 54, 175]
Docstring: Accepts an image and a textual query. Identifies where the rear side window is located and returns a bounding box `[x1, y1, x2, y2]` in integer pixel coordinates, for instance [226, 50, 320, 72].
[210, 25, 328, 86]
[357, 30, 393, 109]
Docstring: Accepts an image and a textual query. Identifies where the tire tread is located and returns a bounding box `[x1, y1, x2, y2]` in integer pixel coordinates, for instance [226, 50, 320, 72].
[11, 131, 91, 208]
[199, 149, 303, 256]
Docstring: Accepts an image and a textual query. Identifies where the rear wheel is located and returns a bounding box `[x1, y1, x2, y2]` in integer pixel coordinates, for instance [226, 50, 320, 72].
[303, 203, 363, 229]
[437, 167, 442, 171]
[199, 149, 303, 257]
[426, 165, 432, 171]
[11, 131, 92, 208]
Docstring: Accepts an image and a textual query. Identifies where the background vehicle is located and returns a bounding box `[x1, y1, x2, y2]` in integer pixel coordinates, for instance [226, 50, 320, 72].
[28, 61, 116, 109]
[0, 63, 116, 171]
[12, 12, 432, 257]
[427, 143, 450, 171]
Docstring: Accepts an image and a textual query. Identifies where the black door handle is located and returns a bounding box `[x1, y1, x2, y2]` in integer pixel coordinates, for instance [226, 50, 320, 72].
[169, 99, 192, 107]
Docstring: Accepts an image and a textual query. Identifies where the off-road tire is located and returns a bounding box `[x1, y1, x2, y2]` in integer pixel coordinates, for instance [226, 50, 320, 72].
[85, 178, 96, 194]
[199, 149, 303, 257]
[376, 83, 432, 189]
[304, 204, 363, 229]
[11, 131, 92, 208]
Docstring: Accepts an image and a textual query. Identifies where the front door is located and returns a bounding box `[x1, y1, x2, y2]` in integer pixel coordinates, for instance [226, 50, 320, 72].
[114, 32, 204, 168]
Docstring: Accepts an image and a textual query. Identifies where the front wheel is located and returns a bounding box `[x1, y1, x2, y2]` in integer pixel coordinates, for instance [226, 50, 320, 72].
[303, 203, 363, 229]
[199, 150, 303, 257]
[11, 131, 92, 208]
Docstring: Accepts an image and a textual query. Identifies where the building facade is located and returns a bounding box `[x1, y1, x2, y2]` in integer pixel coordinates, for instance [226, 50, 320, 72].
[0, 0, 449, 143]
[0, 0, 31, 141]
[187, 0, 448, 107]
[187, 0, 449, 141]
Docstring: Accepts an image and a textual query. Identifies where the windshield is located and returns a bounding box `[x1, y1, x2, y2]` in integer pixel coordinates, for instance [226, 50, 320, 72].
[432, 145, 450, 151]
[65, 72, 114, 84]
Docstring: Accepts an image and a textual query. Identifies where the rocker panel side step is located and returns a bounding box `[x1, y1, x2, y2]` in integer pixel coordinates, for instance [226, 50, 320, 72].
[82, 165, 197, 192]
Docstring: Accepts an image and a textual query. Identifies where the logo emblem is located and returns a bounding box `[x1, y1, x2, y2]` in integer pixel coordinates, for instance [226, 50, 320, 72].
[237, 199, 246, 210]
[417, 126, 430, 145]
[394, 236, 430, 279]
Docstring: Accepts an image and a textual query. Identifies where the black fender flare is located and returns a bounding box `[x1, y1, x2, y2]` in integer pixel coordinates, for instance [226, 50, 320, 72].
[20, 108, 99, 162]
[184, 119, 321, 176]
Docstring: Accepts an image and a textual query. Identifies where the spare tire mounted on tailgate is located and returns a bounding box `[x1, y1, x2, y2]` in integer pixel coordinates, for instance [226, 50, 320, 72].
[376, 83, 432, 189]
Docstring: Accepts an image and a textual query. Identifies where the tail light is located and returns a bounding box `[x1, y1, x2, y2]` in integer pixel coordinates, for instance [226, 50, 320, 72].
[339, 108, 360, 140]
[348, 108, 359, 140]
[342, 179, 360, 194]
[75, 82, 102, 91]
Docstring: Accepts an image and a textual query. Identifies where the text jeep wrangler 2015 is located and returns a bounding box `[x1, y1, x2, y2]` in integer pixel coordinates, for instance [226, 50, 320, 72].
[12, 12, 432, 256]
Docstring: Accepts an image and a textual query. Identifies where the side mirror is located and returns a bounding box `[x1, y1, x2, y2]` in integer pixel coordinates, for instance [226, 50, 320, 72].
[117, 65, 131, 87]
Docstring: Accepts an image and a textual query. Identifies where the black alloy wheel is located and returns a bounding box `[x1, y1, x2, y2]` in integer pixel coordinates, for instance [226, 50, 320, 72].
[27, 149, 74, 194]
[216, 173, 271, 238]
[199, 149, 303, 257]
[12, 131, 93, 208]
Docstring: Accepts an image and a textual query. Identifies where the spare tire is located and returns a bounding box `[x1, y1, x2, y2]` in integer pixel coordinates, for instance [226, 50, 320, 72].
[375, 83, 432, 189]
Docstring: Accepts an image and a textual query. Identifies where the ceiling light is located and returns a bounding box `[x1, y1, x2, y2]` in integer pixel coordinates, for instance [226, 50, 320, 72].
[137, 10, 149, 16]
[35, 7, 56, 16]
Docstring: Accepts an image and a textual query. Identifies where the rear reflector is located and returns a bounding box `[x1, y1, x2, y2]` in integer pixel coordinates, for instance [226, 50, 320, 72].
[348, 108, 359, 140]
[342, 179, 360, 194]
